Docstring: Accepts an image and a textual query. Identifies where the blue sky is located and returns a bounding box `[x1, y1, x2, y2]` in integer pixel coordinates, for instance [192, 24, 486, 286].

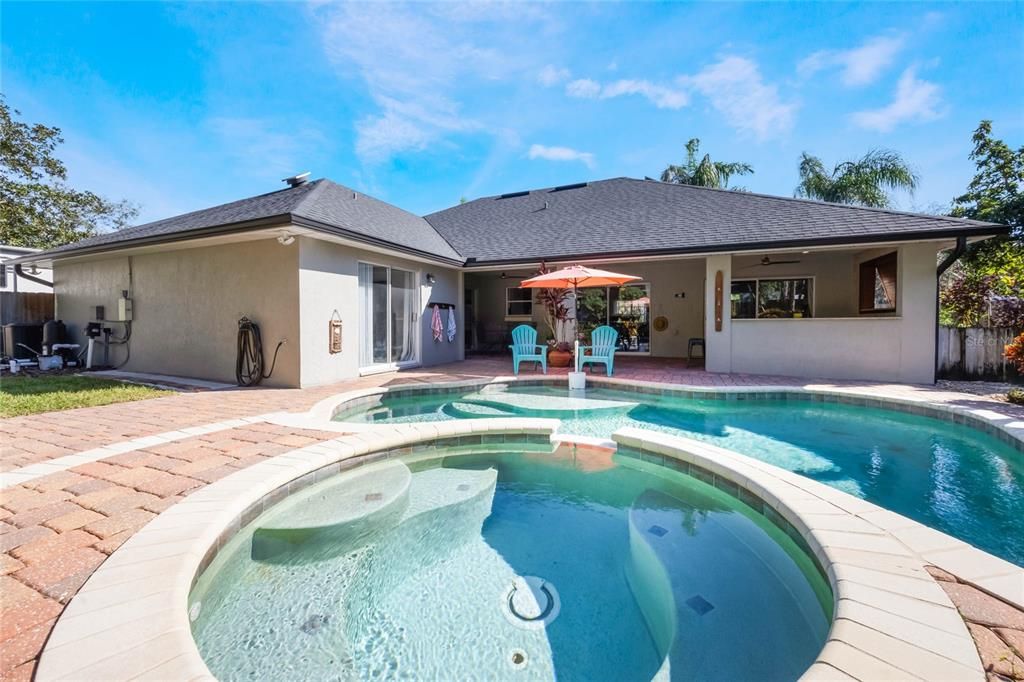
[3, 1, 1022, 225]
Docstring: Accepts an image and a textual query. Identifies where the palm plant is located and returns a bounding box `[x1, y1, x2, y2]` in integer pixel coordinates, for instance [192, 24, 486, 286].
[660, 138, 753, 189]
[795, 150, 918, 208]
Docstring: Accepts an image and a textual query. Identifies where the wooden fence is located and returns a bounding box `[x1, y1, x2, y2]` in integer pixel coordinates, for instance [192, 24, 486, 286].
[0, 292, 54, 325]
[937, 326, 1022, 382]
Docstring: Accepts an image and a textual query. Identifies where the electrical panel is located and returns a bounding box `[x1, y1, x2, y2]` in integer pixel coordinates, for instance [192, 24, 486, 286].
[118, 297, 133, 322]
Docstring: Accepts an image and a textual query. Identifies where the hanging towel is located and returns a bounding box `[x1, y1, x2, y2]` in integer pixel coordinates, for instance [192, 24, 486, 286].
[446, 306, 457, 343]
[431, 304, 443, 342]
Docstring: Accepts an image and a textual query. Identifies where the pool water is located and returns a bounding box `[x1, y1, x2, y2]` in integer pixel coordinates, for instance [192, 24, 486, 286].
[337, 384, 1024, 566]
[192, 448, 830, 681]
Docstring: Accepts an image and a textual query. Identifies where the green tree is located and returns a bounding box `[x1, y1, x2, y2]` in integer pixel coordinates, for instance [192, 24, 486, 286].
[951, 120, 1024, 231]
[660, 138, 753, 189]
[941, 121, 1024, 327]
[794, 149, 918, 208]
[0, 96, 137, 249]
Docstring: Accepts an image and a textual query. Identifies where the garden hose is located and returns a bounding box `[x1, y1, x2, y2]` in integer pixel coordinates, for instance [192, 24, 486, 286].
[236, 317, 283, 387]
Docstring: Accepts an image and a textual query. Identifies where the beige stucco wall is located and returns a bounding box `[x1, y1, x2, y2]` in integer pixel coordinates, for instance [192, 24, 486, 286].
[297, 238, 463, 387]
[54, 239, 301, 387]
[717, 242, 940, 383]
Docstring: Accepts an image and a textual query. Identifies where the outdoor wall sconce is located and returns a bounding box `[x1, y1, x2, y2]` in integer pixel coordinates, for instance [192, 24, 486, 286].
[425, 273, 436, 284]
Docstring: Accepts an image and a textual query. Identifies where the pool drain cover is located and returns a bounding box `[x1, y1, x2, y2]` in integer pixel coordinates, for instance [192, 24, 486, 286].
[502, 576, 560, 630]
[508, 649, 529, 670]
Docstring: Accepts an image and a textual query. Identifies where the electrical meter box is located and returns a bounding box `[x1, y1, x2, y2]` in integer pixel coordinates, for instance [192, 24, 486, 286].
[118, 297, 134, 322]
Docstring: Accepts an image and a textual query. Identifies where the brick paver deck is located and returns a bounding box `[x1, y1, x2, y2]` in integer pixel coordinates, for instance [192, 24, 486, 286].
[2, 356, 1022, 680]
[0, 422, 342, 680]
[6, 357, 1020, 474]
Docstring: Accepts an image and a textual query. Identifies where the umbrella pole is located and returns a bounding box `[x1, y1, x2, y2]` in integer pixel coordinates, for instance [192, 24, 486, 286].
[573, 282, 579, 373]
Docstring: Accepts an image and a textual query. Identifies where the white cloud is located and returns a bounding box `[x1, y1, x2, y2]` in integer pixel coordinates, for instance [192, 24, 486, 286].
[798, 35, 905, 87]
[538, 65, 571, 86]
[565, 77, 687, 109]
[206, 117, 324, 175]
[851, 67, 944, 132]
[566, 78, 601, 98]
[528, 144, 595, 168]
[601, 80, 688, 109]
[681, 56, 797, 139]
[315, 3, 549, 163]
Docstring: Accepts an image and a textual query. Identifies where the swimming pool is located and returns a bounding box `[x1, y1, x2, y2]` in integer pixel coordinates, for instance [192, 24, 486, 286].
[191, 444, 830, 681]
[336, 383, 1024, 566]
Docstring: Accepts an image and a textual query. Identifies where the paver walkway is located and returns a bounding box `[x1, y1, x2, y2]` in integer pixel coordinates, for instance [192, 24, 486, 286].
[2, 357, 1022, 680]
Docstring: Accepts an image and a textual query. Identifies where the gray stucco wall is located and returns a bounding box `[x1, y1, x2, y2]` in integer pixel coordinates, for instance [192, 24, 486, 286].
[297, 238, 463, 387]
[54, 239, 301, 387]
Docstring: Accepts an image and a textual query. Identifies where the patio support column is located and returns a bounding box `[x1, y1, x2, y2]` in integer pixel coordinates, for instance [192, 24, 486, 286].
[898, 242, 939, 383]
[457, 270, 466, 362]
[704, 254, 732, 373]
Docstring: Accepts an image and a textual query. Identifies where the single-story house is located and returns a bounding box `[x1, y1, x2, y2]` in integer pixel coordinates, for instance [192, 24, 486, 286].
[11, 176, 1006, 387]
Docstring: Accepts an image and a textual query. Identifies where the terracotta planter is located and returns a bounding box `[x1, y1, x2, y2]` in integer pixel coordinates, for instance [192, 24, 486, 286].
[548, 350, 573, 367]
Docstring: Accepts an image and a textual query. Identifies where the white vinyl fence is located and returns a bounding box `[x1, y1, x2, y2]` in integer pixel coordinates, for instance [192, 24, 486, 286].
[937, 326, 1022, 382]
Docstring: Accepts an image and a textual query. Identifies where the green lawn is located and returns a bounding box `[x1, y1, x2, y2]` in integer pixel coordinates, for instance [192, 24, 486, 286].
[0, 374, 171, 418]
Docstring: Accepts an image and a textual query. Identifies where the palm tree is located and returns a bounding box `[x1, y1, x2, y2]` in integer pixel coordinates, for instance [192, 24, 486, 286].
[661, 138, 753, 189]
[795, 150, 918, 208]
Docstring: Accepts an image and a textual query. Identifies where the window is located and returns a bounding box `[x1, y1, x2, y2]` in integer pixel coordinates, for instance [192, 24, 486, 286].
[577, 283, 651, 352]
[859, 252, 897, 313]
[505, 287, 533, 319]
[731, 278, 813, 319]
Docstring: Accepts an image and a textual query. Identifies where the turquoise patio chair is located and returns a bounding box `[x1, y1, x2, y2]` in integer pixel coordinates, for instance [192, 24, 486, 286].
[578, 325, 618, 376]
[508, 325, 547, 375]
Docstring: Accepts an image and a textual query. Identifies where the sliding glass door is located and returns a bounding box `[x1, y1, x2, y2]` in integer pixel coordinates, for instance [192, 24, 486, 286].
[358, 263, 419, 369]
[576, 283, 651, 353]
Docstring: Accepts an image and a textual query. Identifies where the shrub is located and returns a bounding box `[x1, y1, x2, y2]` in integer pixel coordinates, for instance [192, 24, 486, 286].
[1006, 332, 1024, 373]
[1008, 388, 1024, 405]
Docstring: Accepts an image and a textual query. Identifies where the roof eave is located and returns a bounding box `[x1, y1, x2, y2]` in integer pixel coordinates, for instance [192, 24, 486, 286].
[4, 215, 296, 266]
[9, 212, 467, 268]
[462, 223, 1010, 268]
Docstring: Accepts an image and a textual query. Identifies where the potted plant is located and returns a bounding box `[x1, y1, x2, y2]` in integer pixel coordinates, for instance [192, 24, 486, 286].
[533, 261, 573, 356]
[548, 341, 574, 367]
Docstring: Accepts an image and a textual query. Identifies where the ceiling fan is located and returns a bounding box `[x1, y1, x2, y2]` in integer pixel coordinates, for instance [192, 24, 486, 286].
[756, 256, 801, 266]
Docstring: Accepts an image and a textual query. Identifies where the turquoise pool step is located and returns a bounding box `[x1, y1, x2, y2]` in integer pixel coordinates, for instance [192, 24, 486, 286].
[443, 401, 518, 418]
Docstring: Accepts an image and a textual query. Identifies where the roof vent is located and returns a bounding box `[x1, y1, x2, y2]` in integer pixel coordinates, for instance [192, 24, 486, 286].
[498, 190, 530, 200]
[549, 182, 588, 193]
[282, 172, 311, 188]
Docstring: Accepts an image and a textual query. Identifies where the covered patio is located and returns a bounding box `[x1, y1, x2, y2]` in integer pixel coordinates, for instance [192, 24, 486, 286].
[462, 238, 941, 383]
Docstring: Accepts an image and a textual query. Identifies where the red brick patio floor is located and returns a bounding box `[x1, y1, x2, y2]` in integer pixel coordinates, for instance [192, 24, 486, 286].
[2, 356, 1022, 680]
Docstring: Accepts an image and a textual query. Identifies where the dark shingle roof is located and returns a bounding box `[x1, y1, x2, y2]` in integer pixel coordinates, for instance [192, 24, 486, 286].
[425, 177, 1003, 263]
[35, 179, 461, 263]
[293, 181, 460, 261]
[21, 175, 1004, 266]
[40, 180, 321, 256]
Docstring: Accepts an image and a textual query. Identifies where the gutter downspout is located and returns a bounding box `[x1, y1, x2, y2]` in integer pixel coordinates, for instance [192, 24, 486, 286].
[13, 264, 54, 289]
[934, 235, 967, 383]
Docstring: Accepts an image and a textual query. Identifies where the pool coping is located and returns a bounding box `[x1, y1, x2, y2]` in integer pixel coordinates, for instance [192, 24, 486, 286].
[33, 415, 1018, 681]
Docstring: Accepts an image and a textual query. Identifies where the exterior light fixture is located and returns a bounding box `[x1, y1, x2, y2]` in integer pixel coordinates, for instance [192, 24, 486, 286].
[425, 273, 436, 284]
[276, 231, 295, 246]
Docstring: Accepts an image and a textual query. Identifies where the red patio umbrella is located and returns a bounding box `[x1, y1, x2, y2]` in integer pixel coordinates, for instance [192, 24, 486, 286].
[520, 265, 641, 372]
[519, 264, 641, 293]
